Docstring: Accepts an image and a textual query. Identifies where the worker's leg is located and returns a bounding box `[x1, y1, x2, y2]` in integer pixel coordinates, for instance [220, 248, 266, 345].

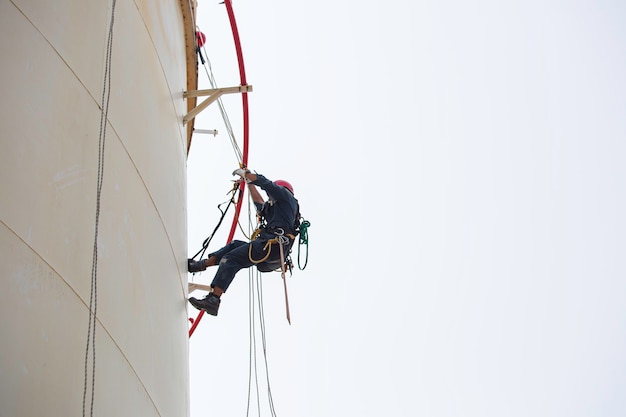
[210, 241, 258, 292]
[212, 238, 281, 292]
[189, 240, 279, 315]
[188, 240, 247, 272]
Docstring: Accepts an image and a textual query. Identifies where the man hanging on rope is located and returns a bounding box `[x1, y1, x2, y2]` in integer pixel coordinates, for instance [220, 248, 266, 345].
[187, 168, 300, 316]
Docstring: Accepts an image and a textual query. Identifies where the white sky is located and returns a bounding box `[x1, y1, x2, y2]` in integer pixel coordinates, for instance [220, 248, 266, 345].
[187, 1, 626, 416]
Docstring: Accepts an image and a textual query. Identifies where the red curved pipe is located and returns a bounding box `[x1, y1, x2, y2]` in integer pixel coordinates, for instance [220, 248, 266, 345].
[189, 0, 249, 337]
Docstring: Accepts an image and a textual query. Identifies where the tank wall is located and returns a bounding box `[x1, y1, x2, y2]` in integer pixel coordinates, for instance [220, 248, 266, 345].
[0, 1, 191, 416]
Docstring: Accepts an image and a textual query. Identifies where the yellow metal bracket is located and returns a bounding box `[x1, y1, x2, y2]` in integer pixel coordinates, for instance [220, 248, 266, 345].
[183, 85, 253, 124]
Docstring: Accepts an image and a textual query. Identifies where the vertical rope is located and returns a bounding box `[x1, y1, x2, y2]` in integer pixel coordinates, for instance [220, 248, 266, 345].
[257, 274, 278, 417]
[198, 45, 243, 162]
[243, 192, 279, 417]
[247, 268, 262, 417]
[83, 1, 116, 416]
[246, 198, 260, 416]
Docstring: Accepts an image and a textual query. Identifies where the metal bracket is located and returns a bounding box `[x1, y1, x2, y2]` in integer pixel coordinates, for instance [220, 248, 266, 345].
[188, 283, 213, 294]
[183, 85, 253, 124]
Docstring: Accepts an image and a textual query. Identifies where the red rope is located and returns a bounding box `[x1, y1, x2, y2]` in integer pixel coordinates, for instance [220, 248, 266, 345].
[189, 0, 250, 337]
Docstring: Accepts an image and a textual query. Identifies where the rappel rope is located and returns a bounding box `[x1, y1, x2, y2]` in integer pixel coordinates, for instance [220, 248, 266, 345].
[198, 36, 243, 162]
[83, 1, 116, 417]
[245, 194, 279, 417]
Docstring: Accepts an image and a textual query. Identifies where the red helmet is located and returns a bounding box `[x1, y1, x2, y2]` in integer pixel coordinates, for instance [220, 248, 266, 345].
[274, 180, 294, 194]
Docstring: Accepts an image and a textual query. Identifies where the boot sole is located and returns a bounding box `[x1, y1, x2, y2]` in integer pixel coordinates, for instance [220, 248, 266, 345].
[188, 298, 219, 316]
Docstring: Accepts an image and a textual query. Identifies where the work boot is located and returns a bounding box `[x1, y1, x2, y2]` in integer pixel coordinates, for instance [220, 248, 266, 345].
[189, 293, 220, 316]
[188, 258, 207, 272]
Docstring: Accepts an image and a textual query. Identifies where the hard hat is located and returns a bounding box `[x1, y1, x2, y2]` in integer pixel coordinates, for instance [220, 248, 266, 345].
[274, 180, 294, 194]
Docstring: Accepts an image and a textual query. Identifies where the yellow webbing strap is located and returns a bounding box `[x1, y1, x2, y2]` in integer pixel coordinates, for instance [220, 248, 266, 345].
[248, 231, 295, 264]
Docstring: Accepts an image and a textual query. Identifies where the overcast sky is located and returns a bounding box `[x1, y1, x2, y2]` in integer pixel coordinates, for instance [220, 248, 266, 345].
[186, 1, 626, 416]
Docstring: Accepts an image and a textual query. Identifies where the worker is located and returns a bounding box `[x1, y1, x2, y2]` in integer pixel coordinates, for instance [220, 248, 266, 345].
[187, 168, 299, 316]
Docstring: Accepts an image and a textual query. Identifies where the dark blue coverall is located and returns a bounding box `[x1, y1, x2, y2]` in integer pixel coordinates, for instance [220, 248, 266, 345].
[208, 174, 299, 292]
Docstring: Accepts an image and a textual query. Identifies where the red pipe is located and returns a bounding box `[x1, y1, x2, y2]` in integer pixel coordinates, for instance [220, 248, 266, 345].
[189, 0, 250, 337]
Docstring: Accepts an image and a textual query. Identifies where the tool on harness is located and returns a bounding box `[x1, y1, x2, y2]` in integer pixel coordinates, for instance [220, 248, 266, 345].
[190, 181, 241, 261]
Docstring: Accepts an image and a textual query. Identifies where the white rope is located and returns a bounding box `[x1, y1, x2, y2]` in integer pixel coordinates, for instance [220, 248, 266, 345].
[198, 36, 243, 163]
[245, 191, 279, 417]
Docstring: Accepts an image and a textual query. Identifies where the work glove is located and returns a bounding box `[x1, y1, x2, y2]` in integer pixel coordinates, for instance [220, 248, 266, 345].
[232, 168, 251, 182]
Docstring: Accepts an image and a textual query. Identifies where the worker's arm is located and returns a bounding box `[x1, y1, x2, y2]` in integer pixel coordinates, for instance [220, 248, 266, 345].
[243, 172, 257, 183]
[233, 169, 264, 204]
[247, 181, 264, 204]
[243, 172, 263, 204]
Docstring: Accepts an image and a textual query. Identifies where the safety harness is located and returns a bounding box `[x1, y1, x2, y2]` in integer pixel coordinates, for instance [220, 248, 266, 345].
[248, 228, 296, 265]
[191, 182, 311, 273]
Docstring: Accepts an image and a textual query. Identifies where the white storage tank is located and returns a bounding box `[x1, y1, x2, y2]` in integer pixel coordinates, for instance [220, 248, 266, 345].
[0, 0, 198, 415]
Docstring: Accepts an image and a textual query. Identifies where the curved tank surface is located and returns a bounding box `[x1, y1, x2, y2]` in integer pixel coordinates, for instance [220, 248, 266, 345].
[0, 1, 197, 416]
